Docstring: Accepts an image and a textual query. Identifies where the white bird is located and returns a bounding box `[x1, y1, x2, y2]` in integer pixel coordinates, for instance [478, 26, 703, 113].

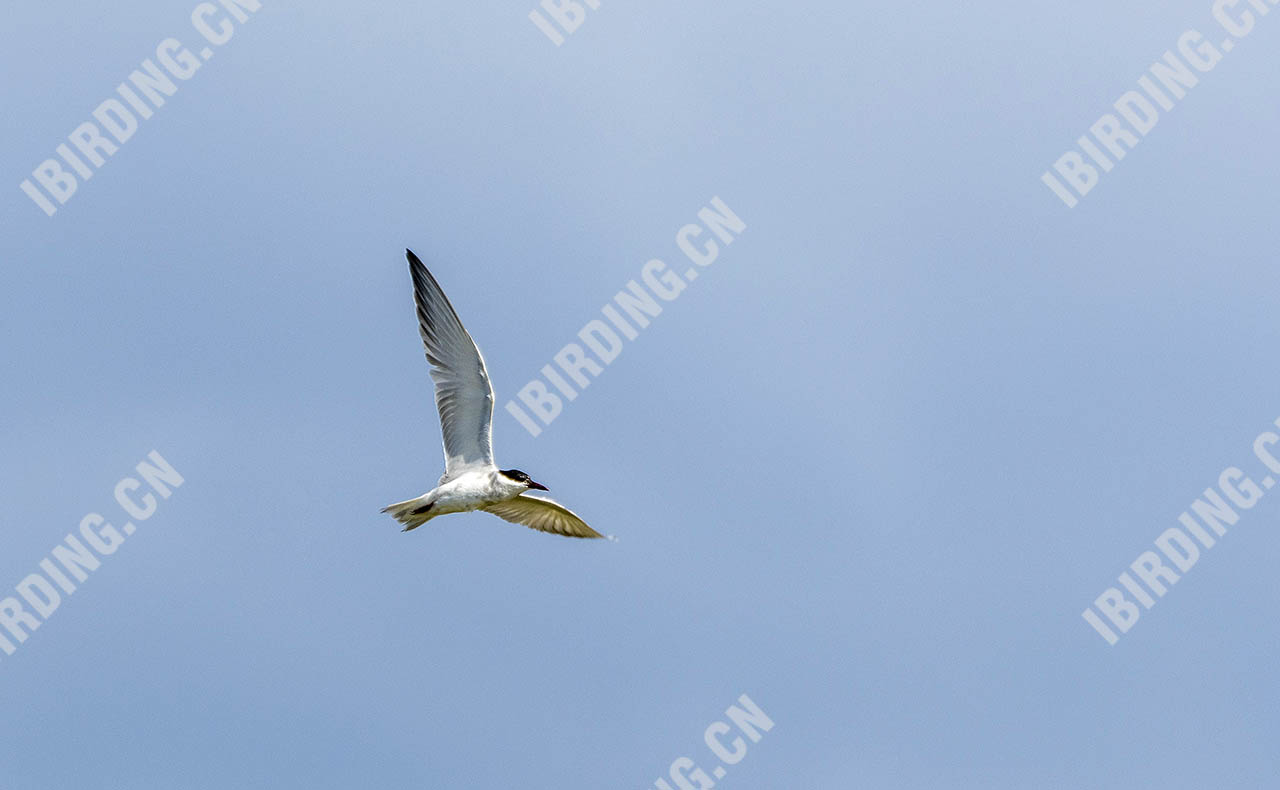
[382, 250, 605, 539]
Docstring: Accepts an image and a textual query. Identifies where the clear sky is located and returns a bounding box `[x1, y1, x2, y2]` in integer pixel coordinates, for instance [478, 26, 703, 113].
[3, 1, 1280, 787]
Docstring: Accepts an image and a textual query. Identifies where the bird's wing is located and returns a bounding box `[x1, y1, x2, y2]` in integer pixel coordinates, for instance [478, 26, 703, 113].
[406, 250, 495, 479]
[482, 494, 604, 539]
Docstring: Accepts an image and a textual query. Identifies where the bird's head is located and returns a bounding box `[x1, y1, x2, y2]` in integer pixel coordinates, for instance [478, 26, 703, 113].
[500, 469, 548, 491]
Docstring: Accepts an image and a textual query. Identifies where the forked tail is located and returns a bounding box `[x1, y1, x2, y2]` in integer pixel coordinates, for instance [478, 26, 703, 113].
[382, 496, 435, 532]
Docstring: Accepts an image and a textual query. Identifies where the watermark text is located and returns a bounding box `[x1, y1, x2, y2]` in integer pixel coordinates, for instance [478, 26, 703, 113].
[0, 451, 183, 665]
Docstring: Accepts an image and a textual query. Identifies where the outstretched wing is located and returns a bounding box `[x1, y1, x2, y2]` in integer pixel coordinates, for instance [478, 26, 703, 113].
[482, 494, 604, 539]
[406, 250, 495, 479]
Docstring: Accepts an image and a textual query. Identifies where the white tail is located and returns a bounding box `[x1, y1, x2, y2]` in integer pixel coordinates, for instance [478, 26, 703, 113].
[382, 496, 435, 532]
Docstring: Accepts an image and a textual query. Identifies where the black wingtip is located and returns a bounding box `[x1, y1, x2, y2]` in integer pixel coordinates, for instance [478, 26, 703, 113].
[405, 249, 421, 278]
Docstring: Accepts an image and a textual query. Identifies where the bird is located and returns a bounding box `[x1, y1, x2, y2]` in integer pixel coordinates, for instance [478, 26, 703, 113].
[381, 249, 605, 539]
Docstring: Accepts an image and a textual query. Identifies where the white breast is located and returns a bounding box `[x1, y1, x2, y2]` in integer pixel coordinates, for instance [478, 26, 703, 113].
[427, 470, 522, 515]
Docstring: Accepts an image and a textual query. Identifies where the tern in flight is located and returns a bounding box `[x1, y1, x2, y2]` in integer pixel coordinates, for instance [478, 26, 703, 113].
[382, 250, 605, 539]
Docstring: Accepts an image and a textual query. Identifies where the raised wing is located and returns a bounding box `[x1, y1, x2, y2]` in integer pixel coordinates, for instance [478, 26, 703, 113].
[482, 494, 605, 539]
[406, 250, 495, 478]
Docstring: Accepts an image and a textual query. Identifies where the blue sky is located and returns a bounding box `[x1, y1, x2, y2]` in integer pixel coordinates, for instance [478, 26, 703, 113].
[3, 1, 1280, 787]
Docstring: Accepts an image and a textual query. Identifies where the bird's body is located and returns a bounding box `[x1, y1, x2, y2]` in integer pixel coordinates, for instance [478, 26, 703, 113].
[384, 470, 527, 527]
[382, 250, 604, 540]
